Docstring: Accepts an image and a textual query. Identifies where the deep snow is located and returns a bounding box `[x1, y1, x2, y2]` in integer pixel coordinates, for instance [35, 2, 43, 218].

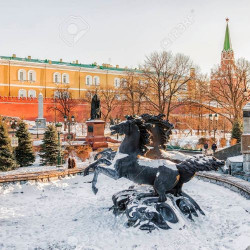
[0, 174, 249, 250]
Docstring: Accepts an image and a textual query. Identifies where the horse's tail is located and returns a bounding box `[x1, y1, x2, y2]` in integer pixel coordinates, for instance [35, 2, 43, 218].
[176, 156, 224, 175]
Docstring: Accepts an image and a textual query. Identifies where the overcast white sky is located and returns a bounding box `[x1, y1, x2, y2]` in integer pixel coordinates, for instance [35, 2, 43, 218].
[0, 0, 249, 73]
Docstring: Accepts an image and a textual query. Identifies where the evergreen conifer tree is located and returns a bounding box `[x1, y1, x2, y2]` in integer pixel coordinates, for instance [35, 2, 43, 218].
[39, 125, 59, 166]
[231, 119, 243, 143]
[15, 121, 35, 167]
[0, 118, 17, 171]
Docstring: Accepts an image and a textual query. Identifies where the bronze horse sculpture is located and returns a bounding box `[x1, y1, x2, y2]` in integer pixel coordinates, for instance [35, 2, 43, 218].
[141, 113, 174, 159]
[94, 113, 174, 161]
[84, 117, 224, 202]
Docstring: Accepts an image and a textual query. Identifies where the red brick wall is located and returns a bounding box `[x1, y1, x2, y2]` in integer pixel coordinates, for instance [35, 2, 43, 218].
[0, 97, 90, 122]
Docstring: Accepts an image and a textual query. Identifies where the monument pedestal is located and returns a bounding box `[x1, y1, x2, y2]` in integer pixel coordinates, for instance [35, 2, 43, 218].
[85, 120, 108, 150]
[35, 93, 46, 129]
[35, 118, 46, 128]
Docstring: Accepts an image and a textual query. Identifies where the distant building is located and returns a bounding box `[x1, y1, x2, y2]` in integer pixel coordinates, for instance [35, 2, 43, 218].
[0, 56, 128, 99]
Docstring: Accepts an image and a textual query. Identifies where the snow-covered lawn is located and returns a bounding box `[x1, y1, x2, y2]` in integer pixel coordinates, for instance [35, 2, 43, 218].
[0, 175, 249, 250]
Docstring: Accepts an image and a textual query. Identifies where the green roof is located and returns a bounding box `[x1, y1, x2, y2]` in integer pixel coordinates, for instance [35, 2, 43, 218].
[223, 22, 232, 51]
[0, 55, 131, 72]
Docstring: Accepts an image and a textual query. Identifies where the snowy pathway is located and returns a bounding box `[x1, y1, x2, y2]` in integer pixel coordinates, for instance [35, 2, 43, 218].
[0, 175, 249, 250]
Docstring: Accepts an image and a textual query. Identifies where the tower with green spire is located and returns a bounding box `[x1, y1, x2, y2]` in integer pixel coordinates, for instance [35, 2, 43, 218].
[221, 18, 234, 68]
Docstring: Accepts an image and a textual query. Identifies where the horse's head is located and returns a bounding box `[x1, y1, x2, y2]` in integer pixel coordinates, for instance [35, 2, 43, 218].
[207, 156, 225, 170]
[194, 155, 225, 171]
[110, 119, 138, 136]
[110, 117, 150, 156]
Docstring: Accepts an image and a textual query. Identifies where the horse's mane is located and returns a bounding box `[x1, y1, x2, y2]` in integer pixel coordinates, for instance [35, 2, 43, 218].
[141, 114, 174, 149]
[126, 116, 150, 155]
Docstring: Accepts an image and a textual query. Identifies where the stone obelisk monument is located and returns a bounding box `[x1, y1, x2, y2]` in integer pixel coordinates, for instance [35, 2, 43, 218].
[35, 93, 46, 128]
[242, 102, 250, 174]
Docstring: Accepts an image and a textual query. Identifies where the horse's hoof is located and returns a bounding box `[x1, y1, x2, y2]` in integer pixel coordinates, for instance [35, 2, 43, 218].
[84, 168, 89, 176]
[92, 186, 98, 194]
[158, 195, 167, 203]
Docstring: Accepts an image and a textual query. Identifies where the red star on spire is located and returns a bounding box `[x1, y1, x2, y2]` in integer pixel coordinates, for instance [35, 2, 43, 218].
[226, 17, 229, 22]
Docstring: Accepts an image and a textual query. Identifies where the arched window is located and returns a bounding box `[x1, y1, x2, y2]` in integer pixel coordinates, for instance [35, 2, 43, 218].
[93, 76, 100, 86]
[18, 69, 26, 81]
[54, 91, 60, 98]
[62, 91, 69, 98]
[86, 75, 92, 85]
[85, 92, 92, 99]
[115, 94, 121, 100]
[121, 78, 127, 87]
[114, 78, 120, 87]
[53, 72, 61, 83]
[62, 73, 69, 84]
[28, 89, 36, 98]
[138, 80, 144, 85]
[18, 89, 27, 98]
[28, 70, 36, 82]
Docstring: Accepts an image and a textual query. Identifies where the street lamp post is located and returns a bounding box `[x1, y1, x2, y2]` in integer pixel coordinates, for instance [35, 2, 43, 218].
[55, 123, 62, 167]
[209, 114, 213, 136]
[115, 117, 120, 140]
[214, 114, 219, 141]
[64, 115, 75, 141]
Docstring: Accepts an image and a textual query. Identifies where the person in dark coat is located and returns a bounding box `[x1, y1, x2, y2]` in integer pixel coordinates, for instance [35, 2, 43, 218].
[211, 143, 217, 155]
[204, 142, 208, 155]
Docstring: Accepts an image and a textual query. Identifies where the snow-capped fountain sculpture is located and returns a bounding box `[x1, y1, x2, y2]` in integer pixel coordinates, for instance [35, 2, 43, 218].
[84, 116, 225, 231]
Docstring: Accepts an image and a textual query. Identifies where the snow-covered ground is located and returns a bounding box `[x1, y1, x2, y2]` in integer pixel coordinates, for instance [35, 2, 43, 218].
[0, 175, 249, 250]
[169, 130, 231, 150]
[0, 154, 92, 177]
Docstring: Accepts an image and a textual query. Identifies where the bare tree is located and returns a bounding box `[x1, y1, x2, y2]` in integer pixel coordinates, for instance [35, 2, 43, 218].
[120, 71, 149, 116]
[141, 51, 193, 119]
[48, 87, 76, 122]
[85, 87, 120, 122]
[186, 71, 210, 133]
[99, 87, 120, 122]
[205, 58, 250, 124]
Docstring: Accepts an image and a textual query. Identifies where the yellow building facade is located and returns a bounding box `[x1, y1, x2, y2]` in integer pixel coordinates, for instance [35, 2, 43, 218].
[0, 55, 128, 99]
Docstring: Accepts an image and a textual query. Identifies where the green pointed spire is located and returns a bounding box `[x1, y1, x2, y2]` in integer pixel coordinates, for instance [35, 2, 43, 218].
[223, 18, 232, 51]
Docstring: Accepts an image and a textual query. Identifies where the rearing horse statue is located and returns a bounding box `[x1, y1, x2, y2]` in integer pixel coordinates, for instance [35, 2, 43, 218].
[84, 118, 224, 202]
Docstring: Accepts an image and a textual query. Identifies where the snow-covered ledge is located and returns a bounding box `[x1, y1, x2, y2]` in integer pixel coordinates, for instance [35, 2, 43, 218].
[196, 172, 250, 199]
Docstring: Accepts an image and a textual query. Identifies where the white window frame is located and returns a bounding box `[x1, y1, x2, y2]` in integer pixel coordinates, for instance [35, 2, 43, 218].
[62, 73, 69, 84]
[54, 91, 60, 98]
[28, 70, 36, 82]
[93, 76, 100, 86]
[121, 78, 127, 87]
[28, 89, 36, 98]
[114, 78, 120, 87]
[86, 75, 92, 86]
[18, 89, 27, 98]
[18, 69, 26, 81]
[53, 72, 61, 83]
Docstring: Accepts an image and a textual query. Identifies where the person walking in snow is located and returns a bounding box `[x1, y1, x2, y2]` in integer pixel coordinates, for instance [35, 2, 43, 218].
[211, 143, 217, 155]
[204, 142, 208, 155]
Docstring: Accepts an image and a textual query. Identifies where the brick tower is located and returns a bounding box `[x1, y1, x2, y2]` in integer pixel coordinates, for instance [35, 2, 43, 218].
[221, 18, 235, 70]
